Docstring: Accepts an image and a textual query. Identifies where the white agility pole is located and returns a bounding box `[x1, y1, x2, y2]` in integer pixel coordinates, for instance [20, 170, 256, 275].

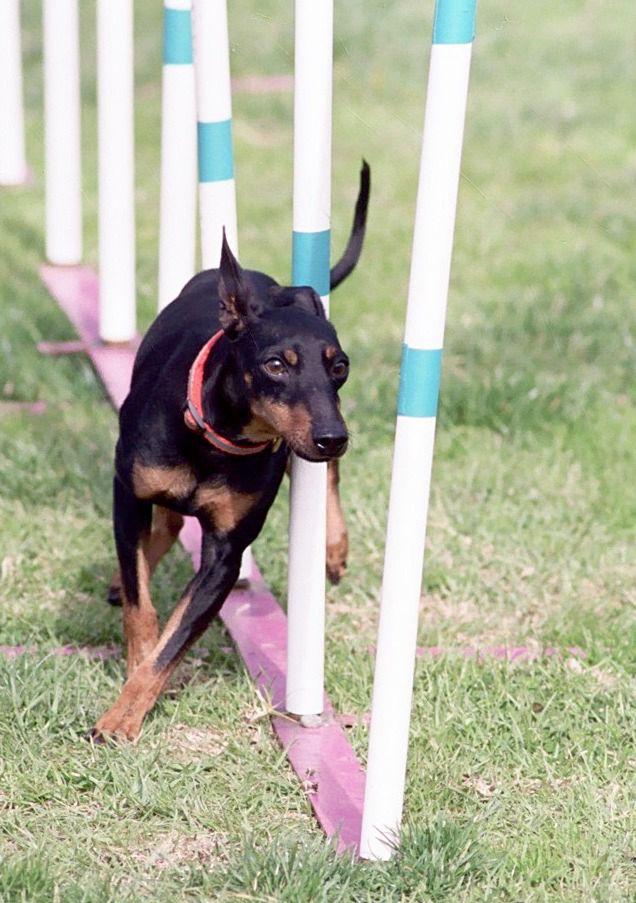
[0, 0, 28, 186]
[158, 0, 197, 311]
[286, 0, 333, 716]
[360, 0, 477, 860]
[43, 0, 82, 265]
[192, 0, 238, 264]
[192, 0, 251, 579]
[97, 0, 136, 343]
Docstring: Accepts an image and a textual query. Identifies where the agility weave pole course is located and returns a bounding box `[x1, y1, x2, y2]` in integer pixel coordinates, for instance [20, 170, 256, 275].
[5, 0, 636, 896]
[34, 0, 477, 858]
[37, 0, 369, 855]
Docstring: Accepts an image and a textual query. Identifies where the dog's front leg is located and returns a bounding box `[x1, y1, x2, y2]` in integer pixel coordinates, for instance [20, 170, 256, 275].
[90, 532, 241, 743]
[326, 458, 348, 584]
[286, 457, 348, 584]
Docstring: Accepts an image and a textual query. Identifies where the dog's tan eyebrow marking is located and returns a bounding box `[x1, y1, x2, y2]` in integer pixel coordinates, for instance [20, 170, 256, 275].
[324, 345, 338, 361]
[283, 349, 299, 366]
[243, 372, 253, 387]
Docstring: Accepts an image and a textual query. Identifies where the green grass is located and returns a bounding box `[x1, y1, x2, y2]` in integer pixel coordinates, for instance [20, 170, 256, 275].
[2, 0, 636, 899]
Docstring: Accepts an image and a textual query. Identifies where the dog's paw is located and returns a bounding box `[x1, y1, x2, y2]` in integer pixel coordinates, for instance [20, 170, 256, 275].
[326, 563, 346, 585]
[326, 536, 348, 585]
[86, 724, 140, 744]
[107, 570, 123, 606]
[106, 585, 122, 606]
[90, 709, 143, 744]
[84, 727, 109, 746]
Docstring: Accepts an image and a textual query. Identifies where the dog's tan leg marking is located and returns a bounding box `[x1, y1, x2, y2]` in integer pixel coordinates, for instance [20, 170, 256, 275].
[115, 507, 184, 675]
[110, 506, 183, 606]
[280, 455, 347, 582]
[144, 506, 184, 573]
[326, 458, 348, 584]
[95, 589, 194, 741]
[122, 547, 159, 676]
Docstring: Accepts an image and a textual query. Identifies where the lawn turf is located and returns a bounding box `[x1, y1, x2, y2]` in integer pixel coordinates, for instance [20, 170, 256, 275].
[1, 0, 635, 900]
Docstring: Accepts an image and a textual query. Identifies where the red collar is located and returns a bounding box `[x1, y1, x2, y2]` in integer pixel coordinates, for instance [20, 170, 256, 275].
[184, 330, 272, 456]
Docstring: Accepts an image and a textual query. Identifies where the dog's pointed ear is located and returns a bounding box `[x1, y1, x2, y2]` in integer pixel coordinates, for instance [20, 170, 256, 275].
[218, 230, 261, 339]
[268, 285, 326, 319]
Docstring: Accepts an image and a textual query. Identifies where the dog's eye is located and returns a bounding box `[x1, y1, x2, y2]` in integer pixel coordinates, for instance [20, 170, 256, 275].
[262, 357, 287, 378]
[331, 360, 349, 380]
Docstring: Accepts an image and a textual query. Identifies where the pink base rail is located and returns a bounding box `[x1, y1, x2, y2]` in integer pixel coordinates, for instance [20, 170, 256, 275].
[39, 264, 365, 855]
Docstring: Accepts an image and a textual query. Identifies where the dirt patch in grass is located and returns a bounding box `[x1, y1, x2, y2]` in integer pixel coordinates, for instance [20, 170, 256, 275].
[162, 724, 229, 762]
[460, 773, 497, 800]
[129, 830, 230, 872]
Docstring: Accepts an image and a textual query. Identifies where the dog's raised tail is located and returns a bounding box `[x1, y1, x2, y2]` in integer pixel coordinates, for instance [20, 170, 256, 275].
[329, 160, 370, 291]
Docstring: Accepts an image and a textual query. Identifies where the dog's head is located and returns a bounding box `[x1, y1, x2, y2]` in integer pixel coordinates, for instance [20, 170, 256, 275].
[217, 234, 349, 463]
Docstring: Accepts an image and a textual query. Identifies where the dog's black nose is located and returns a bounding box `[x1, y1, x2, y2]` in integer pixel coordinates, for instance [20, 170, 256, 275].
[313, 432, 348, 457]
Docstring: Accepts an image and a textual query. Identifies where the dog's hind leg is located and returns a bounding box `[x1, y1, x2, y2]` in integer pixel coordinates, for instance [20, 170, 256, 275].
[143, 506, 184, 574]
[112, 476, 161, 676]
[107, 505, 184, 607]
[326, 458, 348, 584]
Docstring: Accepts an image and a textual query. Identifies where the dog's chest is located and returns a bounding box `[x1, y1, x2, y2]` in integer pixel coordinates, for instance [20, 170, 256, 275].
[130, 453, 285, 534]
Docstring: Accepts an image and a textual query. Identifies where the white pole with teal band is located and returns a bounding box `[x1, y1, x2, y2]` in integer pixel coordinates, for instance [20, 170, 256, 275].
[286, 0, 333, 716]
[192, 0, 251, 580]
[192, 0, 238, 264]
[158, 0, 197, 311]
[97, 0, 136, 342]
[360, 0, 477, 861]
[0, 0, 28, 186]
[44, 0, 83, 265]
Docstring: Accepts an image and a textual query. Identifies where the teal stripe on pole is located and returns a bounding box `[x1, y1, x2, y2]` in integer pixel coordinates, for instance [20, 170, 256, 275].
[397, 346, 443, 417]
[163, 8, 193, 64]
[432, 0, 476, 44]
[292, 229, 331, 297]
[197, 119, 234, 182]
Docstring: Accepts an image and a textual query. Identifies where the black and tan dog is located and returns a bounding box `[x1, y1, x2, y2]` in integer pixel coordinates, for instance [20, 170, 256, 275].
[89, 163, 370, 742]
